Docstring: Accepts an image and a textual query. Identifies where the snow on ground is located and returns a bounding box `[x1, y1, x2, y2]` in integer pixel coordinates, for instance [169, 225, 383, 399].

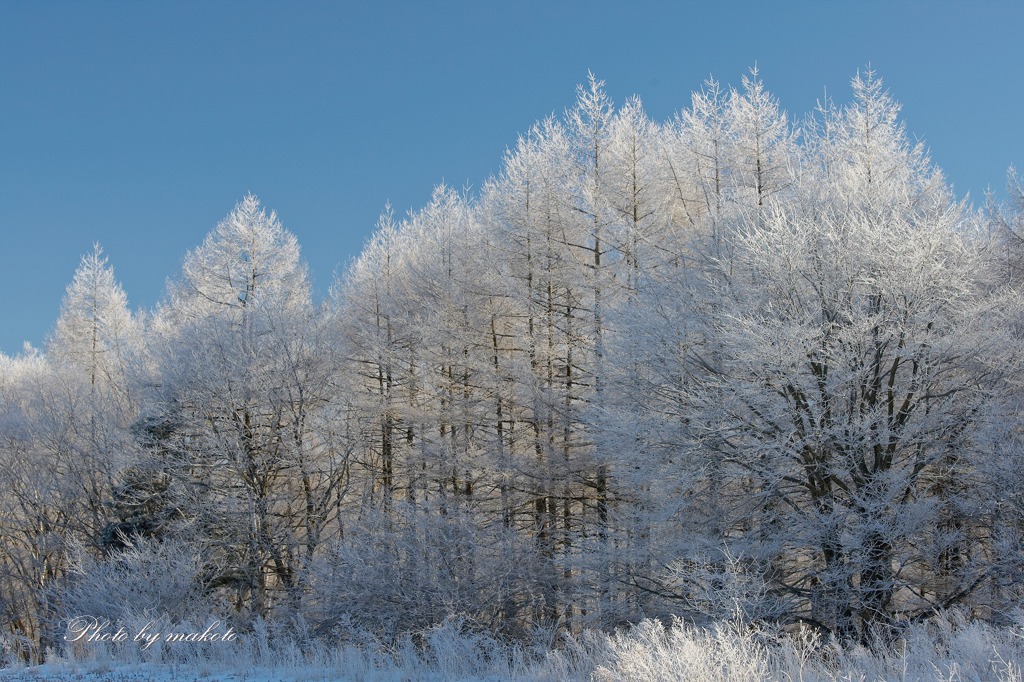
[0, 664, 306, 681]
[3, 613, 1024, 681]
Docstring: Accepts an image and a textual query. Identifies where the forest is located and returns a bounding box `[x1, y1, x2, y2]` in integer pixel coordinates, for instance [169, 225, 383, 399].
[2, 69, 1024, 672]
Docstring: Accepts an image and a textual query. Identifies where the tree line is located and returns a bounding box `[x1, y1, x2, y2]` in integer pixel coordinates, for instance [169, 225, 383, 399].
[2, 69, 1023, 662]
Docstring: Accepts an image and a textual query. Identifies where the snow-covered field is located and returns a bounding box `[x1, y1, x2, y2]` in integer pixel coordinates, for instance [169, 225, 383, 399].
[3, 613, 1022, 681]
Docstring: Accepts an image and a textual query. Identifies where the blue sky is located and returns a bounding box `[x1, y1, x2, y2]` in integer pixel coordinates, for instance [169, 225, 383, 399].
[2, 0, 1022, 355]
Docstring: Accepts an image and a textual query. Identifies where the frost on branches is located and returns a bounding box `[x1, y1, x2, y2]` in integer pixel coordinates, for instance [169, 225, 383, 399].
[1, 70, 1022, 665]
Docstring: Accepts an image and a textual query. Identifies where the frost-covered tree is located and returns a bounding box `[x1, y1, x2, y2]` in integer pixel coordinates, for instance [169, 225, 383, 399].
[46, 245, 139, 539]
[605, 96, 669, 291]
[0, 247, 140, 661]
[143, 195, 337, 617]
[478, 118, 587, 624]
[723, 66, 796, 209]
[989, 167, 1024, 287]
[665, 76, 730, 257]
[48, 244, 137, 394]
[0, 352, 72, 662]
[331, 205, 411, 508]
[666, 71, 1023, 641]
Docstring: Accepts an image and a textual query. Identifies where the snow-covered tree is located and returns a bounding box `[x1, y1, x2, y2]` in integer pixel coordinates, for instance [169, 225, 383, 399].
[144, 195, 336, 617]
[0, 247, 140, 661]
[48, 244, 138, 399]
[989, 167, 1024, 287]
[723, 66, 796, 209]
[667, 71, 1023, 641]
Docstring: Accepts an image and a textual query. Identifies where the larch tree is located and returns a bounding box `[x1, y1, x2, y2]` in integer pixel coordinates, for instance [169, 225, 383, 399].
[989, 167, 1024, 287]
[49, 243, 138, 400]
[146, 194, 327, 617]
[480, 117, 583, 625]
[46, 244, 140, 543]
[332, 204, 410, 510]
[0, 248, 139, 661]
[723, 67, 797, 210]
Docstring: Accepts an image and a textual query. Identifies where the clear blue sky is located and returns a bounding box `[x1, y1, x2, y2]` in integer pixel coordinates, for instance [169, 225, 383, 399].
[2, 0, 1022, 355]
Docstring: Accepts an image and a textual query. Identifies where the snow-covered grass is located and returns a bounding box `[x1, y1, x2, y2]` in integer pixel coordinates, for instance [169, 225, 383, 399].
[2, 612, 1022, 681]
[583, 615, 1024, 681]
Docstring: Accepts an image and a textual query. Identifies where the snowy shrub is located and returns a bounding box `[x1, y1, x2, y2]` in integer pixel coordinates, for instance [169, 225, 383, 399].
[56, 535, 210, 625]
[305, 503, 539, 639]
[3, 609, 1023, 681]
[47, 534, 234, 665]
